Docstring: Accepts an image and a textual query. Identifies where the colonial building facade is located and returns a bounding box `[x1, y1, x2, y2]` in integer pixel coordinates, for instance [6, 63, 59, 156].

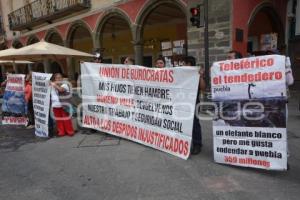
[0, 0, 298, 86]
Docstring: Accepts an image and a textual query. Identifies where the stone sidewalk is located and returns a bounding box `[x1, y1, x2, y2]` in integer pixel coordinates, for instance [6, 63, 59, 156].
[0, 92, 299, 200]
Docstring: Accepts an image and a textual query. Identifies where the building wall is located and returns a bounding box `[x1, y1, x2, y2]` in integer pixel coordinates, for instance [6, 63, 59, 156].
[287, 0, 300, 87]
[0, 0, 233, 73]
[0, 0, 290, 57]
[187, 0, 232, 66]
[0, 0, 293, 79]
[232, 0, 287, 55]
[1, 0, 130, 43]
[1, 0, 13, 40]
[0, 0, 189, 75]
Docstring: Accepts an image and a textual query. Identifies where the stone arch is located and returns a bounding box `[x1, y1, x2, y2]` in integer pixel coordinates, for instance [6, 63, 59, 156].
[66, 20, 93, 48]
[0, 43, 7, 50]
[27, 35, 40, 45]
[45, 29, 64, 45]
[248, 2, 285, 51]
[12, 39, 23, 48]
[65, 20, 93, 80]
[132, 0, 187, 66]
[95, 8, 134, 63]
[95, 8, 133, 40]
[134, 0, 187, 42]
[26, 35, 41, 73]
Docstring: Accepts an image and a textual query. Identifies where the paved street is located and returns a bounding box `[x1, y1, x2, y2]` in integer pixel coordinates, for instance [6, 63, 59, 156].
[0, 92, 299, 200]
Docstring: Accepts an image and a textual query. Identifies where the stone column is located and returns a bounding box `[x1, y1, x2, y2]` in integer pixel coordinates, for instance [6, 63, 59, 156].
[131, 24, 143, 65]
[27, 64, 33, 72]
[12, 62, 18, 73]
[43, 59, 51, 73]
[92, 32, 100, 54]
[133, 41, 143, 65]
[63, 40, 75, 80]
[66, 57, 74, 80]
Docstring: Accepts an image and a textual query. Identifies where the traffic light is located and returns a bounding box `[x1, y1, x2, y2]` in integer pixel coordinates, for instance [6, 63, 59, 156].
[190, 6, 200, 27]
[190, 5, 203, 28]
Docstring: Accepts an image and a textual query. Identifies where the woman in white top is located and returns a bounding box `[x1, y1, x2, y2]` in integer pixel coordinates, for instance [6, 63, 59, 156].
[51, 73, 74, 137]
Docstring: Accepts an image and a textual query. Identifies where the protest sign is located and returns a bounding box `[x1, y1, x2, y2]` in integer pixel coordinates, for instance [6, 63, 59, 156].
[211, 55, 287, 170]
[81, 63, 200, 159]
[32, 72, 52, 137]
[1, 74, 28, 125]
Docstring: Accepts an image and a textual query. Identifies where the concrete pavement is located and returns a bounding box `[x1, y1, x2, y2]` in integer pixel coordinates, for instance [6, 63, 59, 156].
[0, 92, 299, 200]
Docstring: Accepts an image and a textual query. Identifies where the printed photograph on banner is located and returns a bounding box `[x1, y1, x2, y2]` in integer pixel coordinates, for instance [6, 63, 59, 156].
[213, 97, 286, 128]
[1, 74, 28, 125]
[80, 63, 200, 159]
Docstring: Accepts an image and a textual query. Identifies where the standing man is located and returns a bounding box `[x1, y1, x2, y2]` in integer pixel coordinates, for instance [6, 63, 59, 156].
[94, 52, 103, 63]
[156, 56, 204, 154]
[227, 50, 243, 60]
[185, 56, 205, 155]
[88, 52, 103, 134]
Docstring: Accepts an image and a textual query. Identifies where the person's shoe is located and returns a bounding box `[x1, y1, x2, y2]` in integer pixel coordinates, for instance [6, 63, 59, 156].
[57, 133, 65, 137]
[26, 125, 35, 129]
[191, 144, 202, 155]
[87, 129, 97, 134]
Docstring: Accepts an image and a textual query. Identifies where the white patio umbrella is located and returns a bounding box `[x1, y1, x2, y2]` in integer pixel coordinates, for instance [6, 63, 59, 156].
[0, 60, 33, 64]
[0, 40, 94, 61]
[0, 47, 18, 56]
[0, 48, 34, 72]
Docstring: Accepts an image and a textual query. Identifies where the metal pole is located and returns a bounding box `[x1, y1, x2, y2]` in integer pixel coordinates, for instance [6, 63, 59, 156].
[204, 0, 211, 106]
[204, 0, 209, 92]
[13, 60, 17, 73]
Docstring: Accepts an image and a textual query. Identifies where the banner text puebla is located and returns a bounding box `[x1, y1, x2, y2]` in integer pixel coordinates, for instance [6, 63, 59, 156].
[81, 63, 200, 159]
[32, 72, 52, 137]
[211, 55, 287, 170]
[1, 74, 28, 125]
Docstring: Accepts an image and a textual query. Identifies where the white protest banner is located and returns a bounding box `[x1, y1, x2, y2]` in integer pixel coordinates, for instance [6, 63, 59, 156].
[81, 63, 200, 159]
[1, 74, 28, 125]
[211, 55, 287, 170]
[32, 72, 52, 137]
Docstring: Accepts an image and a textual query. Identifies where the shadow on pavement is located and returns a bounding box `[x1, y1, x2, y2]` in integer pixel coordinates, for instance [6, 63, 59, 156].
[0, 125, 47, 152]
